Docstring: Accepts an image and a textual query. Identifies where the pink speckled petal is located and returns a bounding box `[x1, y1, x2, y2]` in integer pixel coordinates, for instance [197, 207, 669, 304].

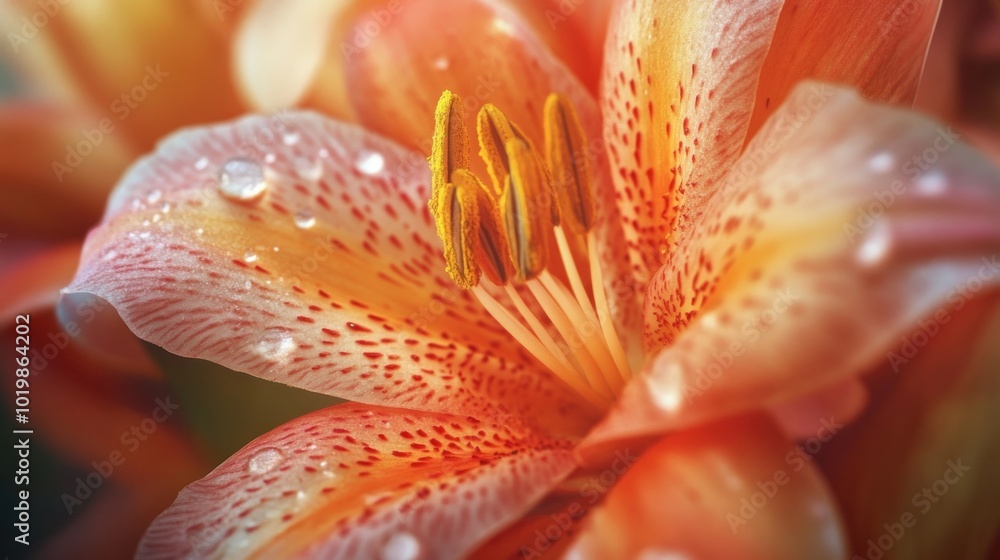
[567, 415, 847, 559]
[66, 112, 597, 437]
[137, 402, 575, 559]
[601, 0, 784, 284]
[580, 83, 1000, 454]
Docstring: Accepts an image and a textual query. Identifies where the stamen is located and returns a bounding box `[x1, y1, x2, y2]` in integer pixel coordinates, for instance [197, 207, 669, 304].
[587, 231, 632, 379]
[476, 104, 531, 195]
[501, 139, 552, 282]
[544, 93, 595, 234]
[428, 90, 636, 411]
[456, 170, 515, 286]
[526, 280, 614, 397]
[430, 176, 481, 289]
[430, 90, 471, 193]
[471, 286, 610, 410]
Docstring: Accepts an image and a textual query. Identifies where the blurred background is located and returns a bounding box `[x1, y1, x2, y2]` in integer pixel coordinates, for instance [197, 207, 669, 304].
[0, 0, 997, 558]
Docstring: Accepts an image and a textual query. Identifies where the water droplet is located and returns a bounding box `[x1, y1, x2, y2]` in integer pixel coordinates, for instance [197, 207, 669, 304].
[868, 152, 894, 173]
[355, 150, 385, 175]
[244, 250, 258, 263]
[318, 148, 330, 159]
[151, 213, 162, 223]
[194, 157, 209, 171]
[647, 362, 683, 412]
[196, 228, 205, 236]
[294, 157, 323, 181]
[294, 210, 316, 229]
[160, 202, 171, 213]
[218, 158, 268, 201]
[272, 246, 280, 252]
[857, 220, 892, 266]
[700, 312, 719, 330]
[433, 56, 449, 70]
[264, 153, 277, 164]
[282, 132, 300, 146]
[103, 250, 118, 261]
[244, 280, 252, 290]
[380, 532, 421, 560]
[916, 171, 947, 197]
[256, 327, 295, 360]
[146, 189, 162, 204]
[247, 447, 284, 474]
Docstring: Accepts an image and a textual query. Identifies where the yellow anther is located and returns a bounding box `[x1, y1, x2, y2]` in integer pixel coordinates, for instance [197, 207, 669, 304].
[432, 174, 481, 290]
[455, 170, 516, 286]
[544, 93, 595, 234]
[429, 90, 471, 214]
[502, 138, 553, 281]
[476, 104, 532, 196]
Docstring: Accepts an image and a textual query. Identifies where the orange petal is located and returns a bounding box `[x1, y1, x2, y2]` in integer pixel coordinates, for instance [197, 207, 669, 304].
[138, 402, 575, 558]
[66, 112, 597, 436]
[4, 0, 246, 149]
[821, 295, 1000, 559]
[601, 0, 784, 284]
[581, 82, 1000, 453]
[0, 103, 136, 239]
[341, 0, 596, 154]
[568, 415, 847, 559]
[747, 0, 942, 140]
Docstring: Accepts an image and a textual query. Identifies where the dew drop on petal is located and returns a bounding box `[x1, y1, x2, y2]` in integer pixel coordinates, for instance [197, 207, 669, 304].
[915, 171, 947, 197]
[868, 152, 894, 173]
[247, 447, 284, 474]
[256, 328, 296, 360]
[218, 157, 268, 201]
[194, 156, 210, 171]
[355, 150, 385, 175]
[264, 153, 277, 165]
[282, 132, 300, 146]
[647, 362, 684, 412]
[146, 189, 162, 204]
[433, 56, 449, 70]
[196, 228, 204, 236]
[294, 210, 316, 229]
[380, 532, 422, 560]
[856, 220, 892, 267]
[244, 249, 258, 263]
[294, 157, 323, 181]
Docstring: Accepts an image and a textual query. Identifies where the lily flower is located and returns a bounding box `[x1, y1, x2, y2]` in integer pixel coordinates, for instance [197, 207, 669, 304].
[62, 0, 1000, 558]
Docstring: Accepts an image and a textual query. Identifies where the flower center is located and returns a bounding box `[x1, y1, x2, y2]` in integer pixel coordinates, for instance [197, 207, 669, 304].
[428, 91, 632, 412]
